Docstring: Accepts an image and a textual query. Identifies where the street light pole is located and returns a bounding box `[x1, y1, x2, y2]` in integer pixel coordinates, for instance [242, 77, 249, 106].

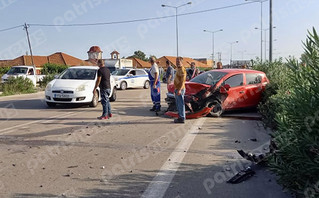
[175, 7, 179, 58]
[162, 2, 192, 58]
[246, 0, 267, 63]
[269, 0, 273, 62]
[260, 1, 263, 63]
[264, 29, 267, 60]
[203, 29, 223, 68]
[255, 26, 276, 61]
[229, 41, 239, 66]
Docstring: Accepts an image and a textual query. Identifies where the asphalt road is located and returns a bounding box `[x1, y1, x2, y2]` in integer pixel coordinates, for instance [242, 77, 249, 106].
[0, 86, 292, 198]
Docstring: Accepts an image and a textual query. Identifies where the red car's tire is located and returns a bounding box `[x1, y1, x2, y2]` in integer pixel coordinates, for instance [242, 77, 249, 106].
[207, 101, 223, 117]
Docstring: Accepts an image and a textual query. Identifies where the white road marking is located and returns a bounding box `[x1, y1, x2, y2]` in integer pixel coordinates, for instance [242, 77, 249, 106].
[141, 118, 206, 198]
[0, 111, 80, 135]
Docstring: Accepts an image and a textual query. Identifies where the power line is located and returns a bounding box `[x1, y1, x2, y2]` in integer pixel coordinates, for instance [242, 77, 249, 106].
[29, 15, 174, 27]
[0, 25, 23, 32]
[29, 1, 255, 27]
[0, 1, 255, 32]
[180, 1, 254, 17]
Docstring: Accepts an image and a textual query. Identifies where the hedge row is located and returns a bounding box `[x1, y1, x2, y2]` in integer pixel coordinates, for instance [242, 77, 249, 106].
[254, 28, 319, 197]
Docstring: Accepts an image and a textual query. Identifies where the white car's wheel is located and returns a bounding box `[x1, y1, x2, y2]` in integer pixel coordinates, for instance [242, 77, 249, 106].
[144, 80, 150, 89]
[89, 90, 99, 107]
[110, 87, 117, 102]
[120, 81, 127, 90]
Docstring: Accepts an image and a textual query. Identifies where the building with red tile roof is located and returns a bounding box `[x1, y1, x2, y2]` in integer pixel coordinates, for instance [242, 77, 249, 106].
[194, 58, 213, 67]
[157, 56, 211, 69]
[128, 57, 151, 68]
[0, 52, 92, 74]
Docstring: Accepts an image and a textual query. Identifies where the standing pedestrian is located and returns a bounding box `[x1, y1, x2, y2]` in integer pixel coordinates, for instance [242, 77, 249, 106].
[148, 56, 161, 112]
[165, 60, 174, 89]
[190, 62, 199, 79]
[93, 59, 112, 120]
[216, 62, 223, 69]
[174, 57, 186, 123]
[159, 65, 164, 82]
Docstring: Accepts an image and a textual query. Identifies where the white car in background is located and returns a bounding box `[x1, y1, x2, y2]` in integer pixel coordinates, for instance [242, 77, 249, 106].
[45, 66, 117, 107]
[1, 65, 45, 87]
[112, 68, 150, 90]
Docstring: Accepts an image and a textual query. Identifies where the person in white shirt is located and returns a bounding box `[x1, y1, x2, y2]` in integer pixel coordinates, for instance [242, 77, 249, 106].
[148, 56, 161, 112]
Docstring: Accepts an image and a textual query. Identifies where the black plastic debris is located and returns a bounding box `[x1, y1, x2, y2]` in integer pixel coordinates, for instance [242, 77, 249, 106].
[249, 138, 257, 142]
[67, 165, 78, 169]
[227, 167, 255, 184]
[237, 150, 265, 164]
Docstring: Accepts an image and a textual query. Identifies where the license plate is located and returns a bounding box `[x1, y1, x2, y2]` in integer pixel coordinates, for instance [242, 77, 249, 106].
[54, 94, 70, 98]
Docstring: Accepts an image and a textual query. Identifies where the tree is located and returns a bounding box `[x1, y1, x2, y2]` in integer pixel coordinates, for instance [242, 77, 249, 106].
[129, 50, 148, 62]
[41, 63, 68, 75]
[149, 55, 157, 60]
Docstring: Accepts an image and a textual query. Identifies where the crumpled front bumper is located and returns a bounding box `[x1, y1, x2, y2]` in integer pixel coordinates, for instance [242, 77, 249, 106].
[165, 92, 213, 119]
[165, 107, 213, 119]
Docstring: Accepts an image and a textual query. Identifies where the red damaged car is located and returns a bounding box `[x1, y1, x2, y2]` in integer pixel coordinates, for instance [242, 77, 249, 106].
[165, 69, 269, 119]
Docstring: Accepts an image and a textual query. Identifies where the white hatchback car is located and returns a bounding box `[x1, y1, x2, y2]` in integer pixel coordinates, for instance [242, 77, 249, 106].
[112, 69, 150, 90]
[45, 66, 117, 107]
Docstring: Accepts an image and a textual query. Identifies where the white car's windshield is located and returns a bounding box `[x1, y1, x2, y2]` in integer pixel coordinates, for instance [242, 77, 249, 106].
[112, 69, 129, 76]
[190, 71, 227, 86]
[59, 69, 97, 80]
[7, 67, 28, 75]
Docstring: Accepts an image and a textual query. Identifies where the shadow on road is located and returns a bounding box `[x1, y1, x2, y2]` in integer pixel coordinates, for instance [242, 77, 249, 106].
[8, 117, 291, 198]
[0, 99, 105, 110]
[12, 162, 292, 198]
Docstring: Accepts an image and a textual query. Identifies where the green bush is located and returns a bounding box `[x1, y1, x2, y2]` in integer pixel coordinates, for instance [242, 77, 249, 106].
[253, 59, 293, 129]
[1, 76, 35, 96]
[266, 28, 319, 197]
[0, 66, 10, 75]
[41, 63, 68, 75]
[39, 74, 55, 88]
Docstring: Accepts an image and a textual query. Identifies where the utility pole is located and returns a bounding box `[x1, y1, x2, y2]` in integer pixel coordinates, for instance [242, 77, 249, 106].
[229, 41, 239, 66]
[269, 0, 273, 62]
[23, 23, 34, 66]
[246, 0, 267, 63]
[162, 2, 192, 58]
[217, 52, 222, 63]
[203, 29, 223, 68]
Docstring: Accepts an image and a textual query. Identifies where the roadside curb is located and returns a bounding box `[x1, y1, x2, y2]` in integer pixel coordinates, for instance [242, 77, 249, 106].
[0, 91, 44, 101]
[222, 113, 262, 120]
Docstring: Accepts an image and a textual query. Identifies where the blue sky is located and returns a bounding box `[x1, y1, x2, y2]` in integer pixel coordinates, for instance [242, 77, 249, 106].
[0, 0, 318, 64]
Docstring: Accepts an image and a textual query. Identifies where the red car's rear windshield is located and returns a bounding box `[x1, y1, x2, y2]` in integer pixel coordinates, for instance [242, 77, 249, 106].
[190, 71, 227, 86]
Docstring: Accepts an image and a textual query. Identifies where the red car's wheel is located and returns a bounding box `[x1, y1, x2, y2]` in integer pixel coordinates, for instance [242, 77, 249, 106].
[208, 101, 223, 117]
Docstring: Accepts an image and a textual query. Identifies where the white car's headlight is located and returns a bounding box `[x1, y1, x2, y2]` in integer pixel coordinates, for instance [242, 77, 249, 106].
[76, 84, 86, 92]
[46, 84, 52, 91]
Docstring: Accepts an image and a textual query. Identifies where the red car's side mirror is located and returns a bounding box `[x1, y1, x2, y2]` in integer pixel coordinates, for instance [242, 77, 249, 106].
[224, 84, 231, 91]
[220, 84, 230, 94]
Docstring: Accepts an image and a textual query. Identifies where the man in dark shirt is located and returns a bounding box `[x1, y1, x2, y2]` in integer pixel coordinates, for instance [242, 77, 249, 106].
[165, 60, 174, 90]
[93, 59, 112, 120]
[187, 62, 199, 80]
